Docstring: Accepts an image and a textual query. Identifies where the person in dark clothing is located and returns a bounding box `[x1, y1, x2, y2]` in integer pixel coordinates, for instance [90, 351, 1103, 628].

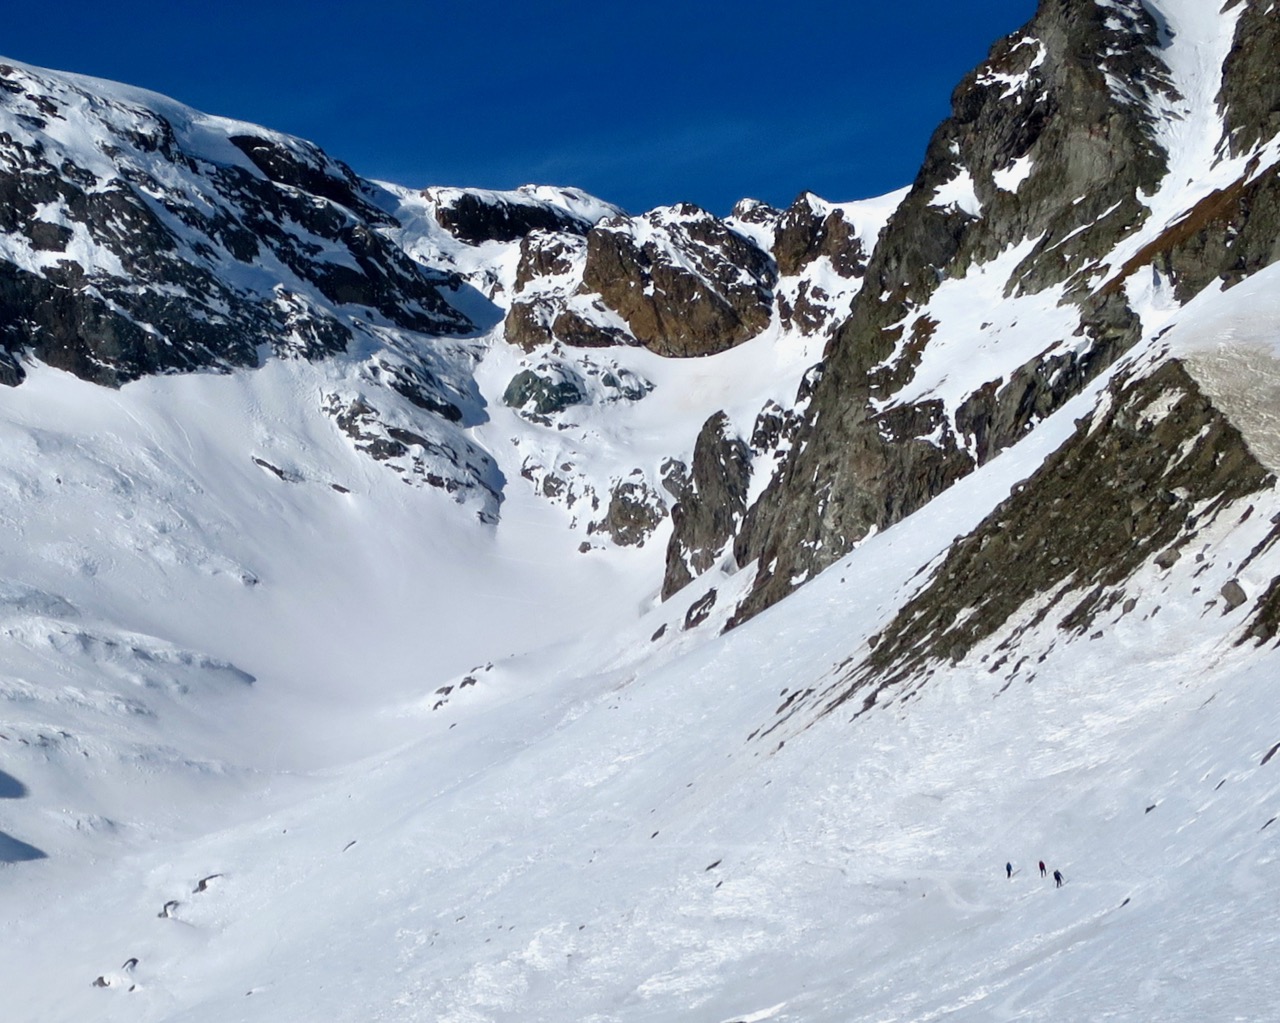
[1053, 869, 1064, 888]
[1006, 861, 1013, 879]
[1039, 860, 1047, 877]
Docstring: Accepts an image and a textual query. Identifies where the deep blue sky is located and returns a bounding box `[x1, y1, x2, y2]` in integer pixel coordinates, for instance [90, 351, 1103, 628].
[5, 1, 1036, 215]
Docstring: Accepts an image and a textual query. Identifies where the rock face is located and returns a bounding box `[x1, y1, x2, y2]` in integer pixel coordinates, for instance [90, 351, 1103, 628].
[1103, 162, 1280, 306]
[662, 413, 752, 598]
[0, 61, 471, 389]
[771, 191, 876, 337]
[773, 191, 868, 279]
[856, 360, 1272, 695]
[583, 205, 777, 357]
[426, 187, 601, 246]
[589, 473, 668, 548]
[323, 391, 503, 518]
[502, 351, 653, 422]
[1219, 0, 1280, 158]
[505, 203, 777, 357]
[721, 0, 1280, 625]
[503, 366, 587, 418]
[758, 358, 1276, 732]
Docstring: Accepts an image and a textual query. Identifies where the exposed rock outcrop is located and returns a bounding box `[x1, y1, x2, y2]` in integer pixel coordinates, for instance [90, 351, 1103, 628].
[502, 350, 653, 423]
[589, 473, 668, 548]
[783, 359, 1275, 725]
[1219, 0, 1280, 158]
[773, 191, 868, 279]
[503, 366, 588, 418]
[662, 413, 751, 598]
[0, 61, 471, 388]
[581, 205, 776, 357]
[323, 391, 502, 520]
[771, 191, 876, 337]
[727, 0, 1279, 626]
[426, 187, 600, 245]
[505, 203, 777, 357]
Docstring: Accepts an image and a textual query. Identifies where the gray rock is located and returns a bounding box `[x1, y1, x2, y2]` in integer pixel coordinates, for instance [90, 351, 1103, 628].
[589, 474, 668, 548]
[503, 368, 587, 416]
[662, 413, 751, 599]
[1221, 579, 1248, 612]
[1219, 0, 1280, 158]
[684, 588, 718, 630]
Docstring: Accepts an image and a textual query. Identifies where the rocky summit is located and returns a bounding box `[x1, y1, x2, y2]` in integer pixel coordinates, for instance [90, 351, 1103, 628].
[3, 2, 1280, 1021]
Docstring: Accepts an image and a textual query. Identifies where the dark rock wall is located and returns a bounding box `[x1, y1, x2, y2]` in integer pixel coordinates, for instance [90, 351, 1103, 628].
[581, 208, 776, 358]
[506, 204, 776, 358]
[1219, 0, 1280, 158]
[429, 190, 596, 245]
[724, 0, 1276, 625]
[662, 412, 752, 598]
[0, 63, 471, 388]
[827, 360, 1272, 718]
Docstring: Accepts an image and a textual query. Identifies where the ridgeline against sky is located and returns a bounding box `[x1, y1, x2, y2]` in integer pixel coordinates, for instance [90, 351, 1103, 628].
[6, 0, 1035, 214]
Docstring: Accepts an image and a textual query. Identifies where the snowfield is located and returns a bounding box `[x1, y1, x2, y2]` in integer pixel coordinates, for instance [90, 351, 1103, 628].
[1, 260, 1279, 1022]
[3, 2, 1280, 1018]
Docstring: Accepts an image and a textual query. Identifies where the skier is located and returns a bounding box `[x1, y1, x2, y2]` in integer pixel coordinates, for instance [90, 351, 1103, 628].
[1006, 861, 1013, 879]
[1053, 869, 1064, 888]
[1039, 860, 1047, 877]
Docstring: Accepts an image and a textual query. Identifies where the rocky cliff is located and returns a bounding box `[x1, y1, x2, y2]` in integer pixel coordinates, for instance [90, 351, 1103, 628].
[496, 186, 892, 552]
[0, 60, 526, 515]
[505, 202, 778, 356]
[0, 61, 474, 388]
[718, 0, 1280, 624]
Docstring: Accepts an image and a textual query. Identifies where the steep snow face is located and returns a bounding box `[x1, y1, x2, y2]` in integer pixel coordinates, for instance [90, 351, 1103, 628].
[1173, 263, 1280, 472]
[869, 234, 1081, 426]
[1142, 0, 1243, 167]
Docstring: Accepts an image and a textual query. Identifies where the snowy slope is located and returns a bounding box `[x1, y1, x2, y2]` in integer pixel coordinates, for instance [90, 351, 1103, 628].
[4, 271, 1280, 1021]
[2, 2, 1280, 1020]
[1, 220, 1278, 1023]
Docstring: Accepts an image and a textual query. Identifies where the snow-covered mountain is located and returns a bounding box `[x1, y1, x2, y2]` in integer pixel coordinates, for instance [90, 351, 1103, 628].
[727, 0, 1280, 623]
[2, 0, 1280, 1019]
